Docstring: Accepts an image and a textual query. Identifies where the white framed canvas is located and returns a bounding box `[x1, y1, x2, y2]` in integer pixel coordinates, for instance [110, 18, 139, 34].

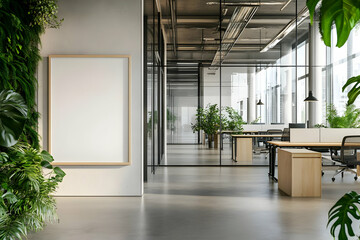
[48, 55, 131, 165]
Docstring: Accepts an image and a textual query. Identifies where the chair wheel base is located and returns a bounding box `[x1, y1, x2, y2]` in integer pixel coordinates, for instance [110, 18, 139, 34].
[322, 171, 324, 176]
[332, 177, 335, 182]
[355, 176, 358, 181]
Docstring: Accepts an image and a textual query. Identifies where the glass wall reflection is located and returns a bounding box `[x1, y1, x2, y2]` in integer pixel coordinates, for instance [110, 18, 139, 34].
[167, 65, 199, 144]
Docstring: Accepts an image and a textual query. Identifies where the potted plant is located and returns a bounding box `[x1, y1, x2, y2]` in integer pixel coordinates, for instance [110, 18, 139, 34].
[192, 104, 221, 148]
[327, 104, 360, 128]
[167, 109, 177, 131]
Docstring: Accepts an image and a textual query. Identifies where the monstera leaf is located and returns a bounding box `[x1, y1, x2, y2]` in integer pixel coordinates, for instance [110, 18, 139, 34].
[0, 90, 28, 147]
[327, 191, 360, 239]
[307, 0, 360, 47]
[342, 75, 360, 105]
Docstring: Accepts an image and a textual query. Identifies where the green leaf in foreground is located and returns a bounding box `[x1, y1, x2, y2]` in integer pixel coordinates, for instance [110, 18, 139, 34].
[0, 90, 28, 147]
[54, 167, 66, 178]
[307, 0, 360, 47]
[343, 75, 360, 105]
[327, 191, 360, 239]
[41, 150, 54, 163]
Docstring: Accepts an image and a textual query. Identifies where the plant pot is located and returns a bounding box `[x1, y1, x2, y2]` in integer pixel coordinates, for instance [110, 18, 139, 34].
[214, 133, 219, 149]
[208, 134, 212, 148]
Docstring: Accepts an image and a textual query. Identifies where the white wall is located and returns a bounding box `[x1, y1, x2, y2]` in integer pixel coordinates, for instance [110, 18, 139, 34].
[37, 0, 143, 196]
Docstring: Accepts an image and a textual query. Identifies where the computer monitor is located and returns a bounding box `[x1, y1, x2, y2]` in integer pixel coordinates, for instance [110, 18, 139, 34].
[289, 123, 306, 128]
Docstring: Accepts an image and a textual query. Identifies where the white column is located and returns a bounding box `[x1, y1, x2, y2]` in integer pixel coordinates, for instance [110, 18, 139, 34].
[308, 21, 323, 127]
[281, 42, 292, 124]
[247, 67, 256, 123]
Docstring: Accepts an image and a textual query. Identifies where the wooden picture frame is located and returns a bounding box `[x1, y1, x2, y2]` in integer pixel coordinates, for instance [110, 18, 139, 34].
[48, 55, 131, 166]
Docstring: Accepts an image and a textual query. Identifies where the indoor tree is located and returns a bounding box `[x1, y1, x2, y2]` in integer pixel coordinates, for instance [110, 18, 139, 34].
[191, 104, 221, 148]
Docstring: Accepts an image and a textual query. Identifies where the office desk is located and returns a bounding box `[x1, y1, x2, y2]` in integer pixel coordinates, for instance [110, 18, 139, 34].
[231, 135, 283, 162]
[267, 141, 342, 181]
[218, 131, 244, 150]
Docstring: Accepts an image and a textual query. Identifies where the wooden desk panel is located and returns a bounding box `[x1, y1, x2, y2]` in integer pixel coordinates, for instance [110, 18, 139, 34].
[232, 135, 283, 138]
[267, 141, 342, 147]
[231, 135, 282, 162]
[235, 138, 253, 162]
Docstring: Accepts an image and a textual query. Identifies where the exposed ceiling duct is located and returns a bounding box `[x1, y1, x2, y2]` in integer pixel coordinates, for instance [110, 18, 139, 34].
[260, 6, 309, 52]
[210, 6, 258, 68]
[207, 1, 286, 6]
[168, 0, 177, 56]
[280, 0, 292, 11]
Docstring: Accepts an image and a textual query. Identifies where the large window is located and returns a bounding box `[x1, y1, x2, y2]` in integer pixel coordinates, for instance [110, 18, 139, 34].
[326, 27, 360, 116]
[231, 73, 248, 120]
[295, 41, 308, 123]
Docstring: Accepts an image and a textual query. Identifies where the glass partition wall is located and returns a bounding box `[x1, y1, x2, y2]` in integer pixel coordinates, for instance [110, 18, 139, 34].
[144, 0, 166, 178]
[163, 0, 313, 166]
[150, 0, 360, 168]
[167, 64, 199, 144]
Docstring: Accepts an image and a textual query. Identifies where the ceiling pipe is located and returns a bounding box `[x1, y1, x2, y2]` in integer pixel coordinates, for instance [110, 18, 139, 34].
[207, 1, 286, 6]
[280, 0, 292, 11]
[168, 0, 177, 56]
[210, 6, 258, 68]
[260, 6, 309, 52]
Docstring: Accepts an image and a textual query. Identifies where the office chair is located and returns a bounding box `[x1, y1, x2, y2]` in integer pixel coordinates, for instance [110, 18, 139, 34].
[264, 129, 282, 147]
[281, 128, 290, 141]
[330, 135, 360, 182]
[267, 129, 282, 136]
[257, 131, 267, 147]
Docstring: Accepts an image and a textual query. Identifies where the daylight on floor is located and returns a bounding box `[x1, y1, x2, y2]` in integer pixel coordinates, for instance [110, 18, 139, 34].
[1, 0, 360, 239]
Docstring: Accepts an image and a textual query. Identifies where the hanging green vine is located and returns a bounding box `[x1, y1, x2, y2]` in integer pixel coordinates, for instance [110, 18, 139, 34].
[0, 0, 62, 149]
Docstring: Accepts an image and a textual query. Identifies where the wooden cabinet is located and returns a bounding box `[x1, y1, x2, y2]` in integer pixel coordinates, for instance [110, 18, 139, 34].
[278, 149, 322, 197]
[233, 138, 253, 162]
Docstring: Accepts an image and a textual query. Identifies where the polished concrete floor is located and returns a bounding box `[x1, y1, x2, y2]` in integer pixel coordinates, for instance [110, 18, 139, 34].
[165, 143, 335, 166]
[165, 143, 269, 165]
[29, 166, 360, 240]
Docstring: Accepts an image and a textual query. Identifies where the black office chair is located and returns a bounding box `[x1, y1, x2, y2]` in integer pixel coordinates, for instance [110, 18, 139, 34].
[261, 129, 283, 157]
[264, 129, 282, 147]
[267, 129, 282, 137]
[257, 131, 267, 147]
[330, 135, 360, 182]
[281, 128, 290, 141]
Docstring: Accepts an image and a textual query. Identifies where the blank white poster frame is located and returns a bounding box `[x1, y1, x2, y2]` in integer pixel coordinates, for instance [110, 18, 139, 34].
[48, 55, 131, 165]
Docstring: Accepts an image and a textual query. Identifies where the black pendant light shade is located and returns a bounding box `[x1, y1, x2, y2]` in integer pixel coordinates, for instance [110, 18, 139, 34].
[257, 99, 264, 105]
[304, 91, 318, 102]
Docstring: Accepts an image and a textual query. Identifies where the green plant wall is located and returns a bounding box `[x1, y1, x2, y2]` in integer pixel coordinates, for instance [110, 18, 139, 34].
[0, 0, 62, 149]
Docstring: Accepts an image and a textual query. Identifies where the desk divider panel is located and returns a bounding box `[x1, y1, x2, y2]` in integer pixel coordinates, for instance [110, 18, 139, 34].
[290, 129, 320, 143]
[319, 128, 360, 142]
[242, 124, 287, 132]
[242, 125, 263, 132]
